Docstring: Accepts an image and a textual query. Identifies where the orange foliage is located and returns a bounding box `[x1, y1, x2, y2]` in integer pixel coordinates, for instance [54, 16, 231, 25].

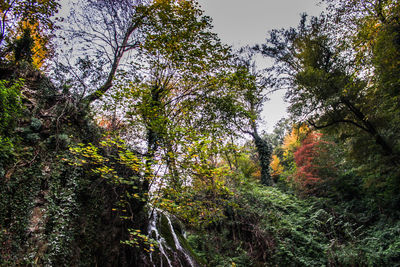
[282, 124, 309, 158]
[270, 155, 283, 178]
[20, 21, 51, 69]
[97, 117, 126, 131]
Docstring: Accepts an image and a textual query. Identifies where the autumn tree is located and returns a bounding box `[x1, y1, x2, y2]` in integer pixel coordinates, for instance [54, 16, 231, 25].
[270, 124, 308, 184]
[293, 132, 338, 195]
[0, 0, 59, 66]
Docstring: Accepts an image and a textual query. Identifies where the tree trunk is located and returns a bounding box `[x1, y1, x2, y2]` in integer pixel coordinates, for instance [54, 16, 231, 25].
[250, 124, 273, 186]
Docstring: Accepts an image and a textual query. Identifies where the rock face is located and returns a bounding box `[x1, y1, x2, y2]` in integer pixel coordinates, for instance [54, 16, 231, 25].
[146, 208, 203, 267]
[0, 67, 142, 266]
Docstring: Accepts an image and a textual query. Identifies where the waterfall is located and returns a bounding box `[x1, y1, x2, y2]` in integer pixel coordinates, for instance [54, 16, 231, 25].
[165, 215, 196, 267]
[148, 208, 173, 267]
[147, 208, 199, 267]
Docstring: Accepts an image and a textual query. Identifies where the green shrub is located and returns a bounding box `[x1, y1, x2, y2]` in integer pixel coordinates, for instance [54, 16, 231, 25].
[0, 79, 23, 136]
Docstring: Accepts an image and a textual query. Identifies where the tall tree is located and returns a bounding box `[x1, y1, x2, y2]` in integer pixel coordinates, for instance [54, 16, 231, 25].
[54, 0, 151, 103]
[94, 0, 235, 224]
[258, 1, 400, 202]
[257, 15, 396, 158]
[215, 52, 273, 186]
[57, 0, 223, 106]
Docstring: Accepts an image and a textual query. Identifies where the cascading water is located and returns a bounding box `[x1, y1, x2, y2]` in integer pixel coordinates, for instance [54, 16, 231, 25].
[148, 208, 173, 267]
[147, 208, 199, 267]
[165, 215, 196, 267]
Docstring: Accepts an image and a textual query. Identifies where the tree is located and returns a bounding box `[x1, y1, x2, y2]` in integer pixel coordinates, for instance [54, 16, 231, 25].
[220, 53, 273, 186]
[54, 0, 151, 103]
[270, 124, 308, 185]
[57, 0, 220, 106]
[258, 15, 394, 156]
[293, 132, 337, 195]
[126, 0, 230, 185]
[0, 0, 59, 62]
[270, 154, 283, 179]
[91, 0, 235, 226]
[258, 1, 400, 203]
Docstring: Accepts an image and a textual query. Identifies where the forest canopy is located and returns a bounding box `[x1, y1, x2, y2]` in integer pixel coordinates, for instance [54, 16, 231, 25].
[0, 0, 400, 266]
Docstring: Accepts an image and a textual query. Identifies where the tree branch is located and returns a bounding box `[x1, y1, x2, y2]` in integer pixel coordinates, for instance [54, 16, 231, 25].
[307, 118, 369, 132]
[82, 10, 150, 105]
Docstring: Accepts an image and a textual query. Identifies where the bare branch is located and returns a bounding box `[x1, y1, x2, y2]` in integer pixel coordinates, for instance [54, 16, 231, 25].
[82, 5, 151, 104]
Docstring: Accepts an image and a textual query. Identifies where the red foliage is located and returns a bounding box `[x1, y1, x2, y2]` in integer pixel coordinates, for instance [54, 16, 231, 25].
[293, 132, 336, 195]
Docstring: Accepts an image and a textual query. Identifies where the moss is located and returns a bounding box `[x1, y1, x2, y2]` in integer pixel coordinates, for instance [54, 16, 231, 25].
[158, 214, 205, 266]
[0, 79, 23, 136]
[0, 137, 15, 166]
[160, 214, 176, 249]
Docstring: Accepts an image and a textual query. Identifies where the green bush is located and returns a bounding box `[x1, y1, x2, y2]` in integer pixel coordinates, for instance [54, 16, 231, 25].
[0, 79, 23, 136]
[187, 181, 331, 266]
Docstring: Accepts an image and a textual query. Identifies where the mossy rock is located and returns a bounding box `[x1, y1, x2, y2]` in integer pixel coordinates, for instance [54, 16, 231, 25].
[160, 214, 176, 249]
[176, 229, 206, 266]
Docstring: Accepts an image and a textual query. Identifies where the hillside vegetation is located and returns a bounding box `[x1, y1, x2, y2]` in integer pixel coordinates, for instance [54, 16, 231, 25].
[0, 0, 399, 266]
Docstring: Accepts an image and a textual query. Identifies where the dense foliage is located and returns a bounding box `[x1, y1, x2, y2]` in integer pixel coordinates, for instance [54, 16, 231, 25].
[0, 0, 399, 266]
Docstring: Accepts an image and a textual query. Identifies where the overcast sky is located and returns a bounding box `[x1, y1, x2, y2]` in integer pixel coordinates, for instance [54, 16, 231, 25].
[196, 0, 324, 132]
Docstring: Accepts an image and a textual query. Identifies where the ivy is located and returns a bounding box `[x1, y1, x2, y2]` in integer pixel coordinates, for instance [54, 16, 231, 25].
[0, 79, 23, 135]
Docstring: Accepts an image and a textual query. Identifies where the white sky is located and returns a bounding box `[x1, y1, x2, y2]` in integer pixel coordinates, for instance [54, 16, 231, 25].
[196, 0, 324, 132]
